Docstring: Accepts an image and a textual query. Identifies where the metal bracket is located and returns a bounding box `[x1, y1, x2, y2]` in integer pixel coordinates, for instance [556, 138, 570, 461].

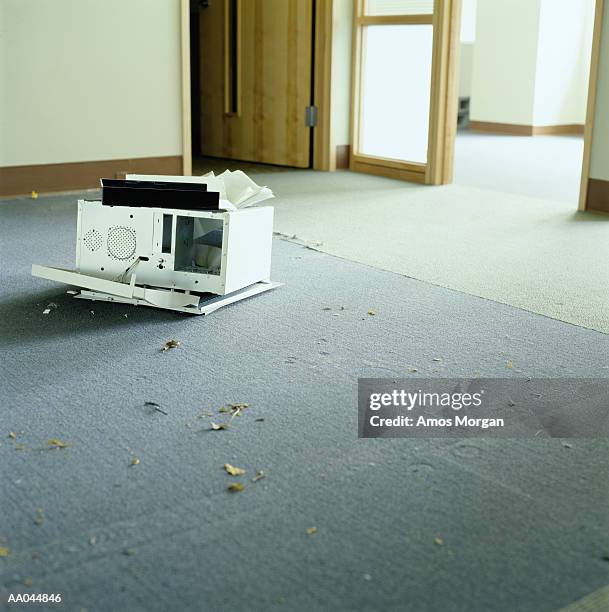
[305, 105, 318, 127]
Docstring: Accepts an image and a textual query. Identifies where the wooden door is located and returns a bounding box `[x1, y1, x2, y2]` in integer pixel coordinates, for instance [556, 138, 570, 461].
[350, 0, 461, 184]
[199, 0, 313, 168]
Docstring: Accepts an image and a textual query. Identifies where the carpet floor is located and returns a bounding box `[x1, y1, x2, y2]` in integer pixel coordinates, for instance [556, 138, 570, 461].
[262, 169, 609, 334]
[454, 131, 584, 203]
[1, 193, 608, 611]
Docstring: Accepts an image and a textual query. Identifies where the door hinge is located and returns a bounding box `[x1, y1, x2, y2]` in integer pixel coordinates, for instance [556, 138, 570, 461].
[305, 105, 318, 128]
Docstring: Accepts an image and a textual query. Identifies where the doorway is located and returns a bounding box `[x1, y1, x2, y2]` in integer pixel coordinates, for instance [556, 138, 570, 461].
[453, 0, 598, 206]
[348, 0, 603, 204]
[187, 0, 333, 174]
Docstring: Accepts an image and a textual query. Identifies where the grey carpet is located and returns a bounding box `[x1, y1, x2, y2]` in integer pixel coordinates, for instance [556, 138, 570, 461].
[1, 193, 608, 612]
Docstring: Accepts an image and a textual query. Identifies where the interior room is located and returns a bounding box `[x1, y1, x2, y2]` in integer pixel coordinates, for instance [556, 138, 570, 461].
[1, 1, 608, 611]
[454, 0, 595, 203]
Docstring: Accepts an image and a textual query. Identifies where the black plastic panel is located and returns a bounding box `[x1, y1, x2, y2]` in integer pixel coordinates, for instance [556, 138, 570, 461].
[101, 179, 220, 211]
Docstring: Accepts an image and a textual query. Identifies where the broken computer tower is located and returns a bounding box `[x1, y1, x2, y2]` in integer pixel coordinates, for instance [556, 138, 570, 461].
[32, 175, 279, 314]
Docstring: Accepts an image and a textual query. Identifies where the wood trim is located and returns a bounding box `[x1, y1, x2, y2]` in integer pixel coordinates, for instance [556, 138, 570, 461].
[0, 156, 183, 197]
[533, 124, 585, 135]
[350, 0, 461, 185]
[586, 178, 609, 213]
[313, 0, 335, 170]
[426, 0, 461, 185]
[580, 0, 605, 210]
[351, 159, 427, 183]
[349, 0, 365, 165]
[352, 153, 425, 173]
[357, 15, 434, 26]
[336, 145, 351, 169]
[469, 121, 585, 136]
[469, 121, 536, 136]
[180, 0, 192, 176]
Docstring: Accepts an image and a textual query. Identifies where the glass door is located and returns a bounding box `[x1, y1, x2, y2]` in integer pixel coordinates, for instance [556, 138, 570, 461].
[350, 0, 460, 184]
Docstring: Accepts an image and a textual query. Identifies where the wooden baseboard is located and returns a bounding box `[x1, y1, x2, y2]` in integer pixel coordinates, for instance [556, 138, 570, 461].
[585, 178, 609, 213]
[335, 145, 351, 170]
[468, 121, 585, 136]
[350, 159, 426, 184]
[0, 155, 183, 197]
[532, 124, 585, 136]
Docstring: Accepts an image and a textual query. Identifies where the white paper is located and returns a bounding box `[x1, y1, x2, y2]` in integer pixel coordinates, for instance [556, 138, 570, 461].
[125, 171, 274, 210]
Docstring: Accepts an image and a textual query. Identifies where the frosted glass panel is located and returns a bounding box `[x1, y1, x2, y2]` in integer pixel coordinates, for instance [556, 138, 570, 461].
[365, 0, 433, 16]
[360, 25, 433, 163]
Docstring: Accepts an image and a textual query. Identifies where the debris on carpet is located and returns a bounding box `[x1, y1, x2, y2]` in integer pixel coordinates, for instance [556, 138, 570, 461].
[210, 422, 229, 431]
[42, 302, 58, 315]
[224, 463, 246, 476]
[161, 340, 181, 352]
[144, 401, 168, 415]
[48, 438, 69, 449]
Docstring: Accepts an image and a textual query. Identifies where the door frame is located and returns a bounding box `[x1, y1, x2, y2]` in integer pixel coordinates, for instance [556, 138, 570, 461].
[349, 0, 461, 185]
[350, 0, 605, 196]
[179, 0, 335, 175]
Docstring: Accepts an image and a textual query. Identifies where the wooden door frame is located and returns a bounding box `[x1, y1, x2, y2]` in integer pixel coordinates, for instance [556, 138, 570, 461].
[579, 0, 605, 211]
[180, 0, 192, 176]
[179, 0, 335, 175]
[350, 0, 604, 196]
[349, 0, 461, 185]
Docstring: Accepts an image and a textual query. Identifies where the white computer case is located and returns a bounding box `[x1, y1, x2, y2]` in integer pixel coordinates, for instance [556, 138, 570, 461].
[32, 177, 279, 314]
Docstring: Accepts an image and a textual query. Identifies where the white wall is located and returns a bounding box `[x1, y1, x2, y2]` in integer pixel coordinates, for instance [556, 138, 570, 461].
[331, 0, 353, 147]
[0, 0, 183, 168]
[458, 0, 475, 97]
[460, 0, 477, 43]
[533, 0, 595, 126]
[469, 0, 594, 127]
[469, 0, 542, 125]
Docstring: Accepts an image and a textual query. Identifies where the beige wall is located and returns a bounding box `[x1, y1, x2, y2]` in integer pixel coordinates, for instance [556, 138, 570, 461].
[590, 0, 609, 180]
[0, 0, 183, 168]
